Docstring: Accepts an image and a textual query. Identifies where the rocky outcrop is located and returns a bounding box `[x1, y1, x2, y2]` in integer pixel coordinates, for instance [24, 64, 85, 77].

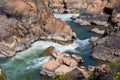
[92, 31, 120, 62]
[71, 0, 119, 27]
[71, 12, 110, 26]
[86, 0, 108, 14]
[112, 0, 120, 25]
[47, 0, 90, 13]
[0, 0, 76, 58]
[94, 64, 114, 80]
[40, 49, 115, 79]
[40, 49, 87, 79]
[65, 68, 87, 80]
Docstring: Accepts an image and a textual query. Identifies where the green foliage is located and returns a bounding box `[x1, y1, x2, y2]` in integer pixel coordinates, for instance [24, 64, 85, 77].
[115, 72, 120, 80]
[88, 74, 94, 80]
[101, 58, 120, 79]
[40, 75, 69, 80]
[54, 75, 68, 80]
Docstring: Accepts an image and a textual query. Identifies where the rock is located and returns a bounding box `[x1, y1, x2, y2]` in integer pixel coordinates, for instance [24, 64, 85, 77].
[112, 1, 120, 23]
[40, 68, 55, 78]
[48, 0, 89, 14]
[88, 66, 95, 72]
[80, 66, 86, 69]
[55, 65, 74, 75]
[63, 53, 70, 58]
[65, 68, 87, 80]
[86, 0, 108, 14]
[94, 64, 114, 80]
[89, 37, 99, 43]
[73, 18, 83, 24]
[41, 60, 61, 71]
[80, 20, 91, 26]
[51, 50, 64, 60]
[0, 0, 76, 58]
[92, 31, 120, 62]
[91, 28, 105, 35]
[71, 15, 77, 20]
[63, 58, 78, 67]
[42, 46, 55, 56]
[71, 54, 83, 63]
[91, 21, 109, 27]
[40, 50, 84, 78]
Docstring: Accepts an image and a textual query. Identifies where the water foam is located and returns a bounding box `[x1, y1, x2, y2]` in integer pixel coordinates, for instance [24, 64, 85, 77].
[54, 13, 79, 21]
[2, 39, 89, 71]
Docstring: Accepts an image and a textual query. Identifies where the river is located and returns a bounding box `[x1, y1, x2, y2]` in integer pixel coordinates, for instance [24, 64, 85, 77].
[0, 14, 99, 80]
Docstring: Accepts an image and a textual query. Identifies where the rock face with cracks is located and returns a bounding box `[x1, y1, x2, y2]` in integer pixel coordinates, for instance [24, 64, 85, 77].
[40, 50, 87, 79]
[0, 0, 76, 58]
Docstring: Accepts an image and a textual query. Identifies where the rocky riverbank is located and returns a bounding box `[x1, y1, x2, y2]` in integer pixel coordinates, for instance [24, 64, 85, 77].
[40, 48, 114, 80]
[0, 0, 77, 58]
[91, 31, 120, 62]
[71, 0, 119, 28]
[89, 0, 120, 62]
[69, 0, 120, 62]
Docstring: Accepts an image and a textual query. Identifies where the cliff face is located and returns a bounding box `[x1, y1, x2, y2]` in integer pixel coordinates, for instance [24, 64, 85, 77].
[48, 0, 90, 13]
[0, 0, 76, 58]
[86, 0, 117, 14]
[90, 0, 120, 62]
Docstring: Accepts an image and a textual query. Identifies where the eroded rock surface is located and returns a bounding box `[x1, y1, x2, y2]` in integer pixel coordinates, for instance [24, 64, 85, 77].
[94, 64, 114, 80]
[92, 31, 120, 62]
[40, 50, 86, 79]
[0, 0, 76, 57]
[48, 0, 90, 13]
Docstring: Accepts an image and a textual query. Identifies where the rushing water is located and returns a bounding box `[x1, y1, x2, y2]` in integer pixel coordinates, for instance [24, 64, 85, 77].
[0, 14, 98, 80]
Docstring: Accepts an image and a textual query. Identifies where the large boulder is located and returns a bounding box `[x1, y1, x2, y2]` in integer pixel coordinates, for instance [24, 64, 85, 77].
[65, 68, 87, 80]
[112, 1, 120, 24]
[40, 50, 84, 78]
[55, 65, 75, 75]
[92, 31, 120, 62]
[86, 0, 108, 14]
[94, 64, 114, 80]
[0, 0, 76, 58]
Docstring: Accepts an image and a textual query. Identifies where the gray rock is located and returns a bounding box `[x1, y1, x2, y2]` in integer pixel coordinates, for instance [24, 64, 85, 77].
[92, 31, 120, 62]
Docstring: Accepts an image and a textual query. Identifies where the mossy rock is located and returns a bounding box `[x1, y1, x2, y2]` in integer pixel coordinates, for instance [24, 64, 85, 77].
[42, 46, 54, 56]
[98, 58, 120, 79]
[0, 72, 5, 80]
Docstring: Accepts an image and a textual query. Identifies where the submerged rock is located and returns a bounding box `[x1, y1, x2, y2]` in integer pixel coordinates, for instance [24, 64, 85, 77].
[42, 46, 55, 56]
[0, 0, 76, 58]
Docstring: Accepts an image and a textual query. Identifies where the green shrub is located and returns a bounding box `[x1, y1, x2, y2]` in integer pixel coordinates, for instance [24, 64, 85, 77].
[115, 72, 120, 80]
